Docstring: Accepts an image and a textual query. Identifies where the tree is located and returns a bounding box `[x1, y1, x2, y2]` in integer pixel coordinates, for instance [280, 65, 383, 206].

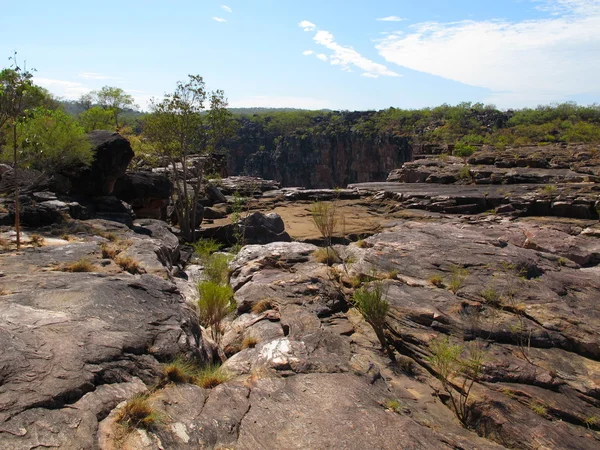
[90, 86, 136, 129]
[0, 53, 38, 250]
[4, 108, 92, 172]
[144, 75, 234, 241]
[78, 105, 114, 132]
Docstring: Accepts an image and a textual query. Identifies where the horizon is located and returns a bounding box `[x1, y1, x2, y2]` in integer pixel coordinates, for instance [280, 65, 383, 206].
[2, 0, 599, 112]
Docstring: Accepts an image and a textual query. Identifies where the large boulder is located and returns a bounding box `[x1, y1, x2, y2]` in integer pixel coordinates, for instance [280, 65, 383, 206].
[113, 171, 172, 219]
[197, 212, 291, 246]
[69, 131, 134, 196]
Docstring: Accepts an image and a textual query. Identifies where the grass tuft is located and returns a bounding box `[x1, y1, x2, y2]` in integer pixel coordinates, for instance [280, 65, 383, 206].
[384, 399, 402, 413]
[29, 234, 45, 247]
[161, 357, 201, 385]
[448, 265, 468, 294]
[115, 255, 142, 274]
[62, 258, 96, 273]
[242, 335, 258, 349]
[530, 402, 548, 417]
[115, 394, 160, 430]
[195, 364, 230, 389]
[313, 247, 341, 265]
[428, 274, 444, 287]
[252, 298, 276, 314]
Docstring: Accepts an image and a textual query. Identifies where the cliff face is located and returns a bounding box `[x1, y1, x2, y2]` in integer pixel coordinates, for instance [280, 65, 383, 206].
[227, 132, 412, 189]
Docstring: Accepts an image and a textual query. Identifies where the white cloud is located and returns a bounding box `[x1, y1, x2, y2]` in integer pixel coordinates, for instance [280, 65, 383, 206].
[221, 5, 232, 13]
[303, 50, 314, 55]
[230, 95, 331, 109]
[316, 53, 328, 62]
[313, 29, 400, 78]
[377, 16, 406, 22]
[299, 20, 316, 31]
[376, 0, 600, 106]
[361, 73, 379, 78]
[78, 72, 120, 80]
[213, 17, 227, 22]
[34, 78, 91, 98]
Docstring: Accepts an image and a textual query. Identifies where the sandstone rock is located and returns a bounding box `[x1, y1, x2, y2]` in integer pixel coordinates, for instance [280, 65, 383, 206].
[113, 171, 172, 219]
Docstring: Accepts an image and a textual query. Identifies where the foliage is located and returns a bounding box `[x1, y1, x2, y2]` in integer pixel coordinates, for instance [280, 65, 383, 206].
[310, 201, 338, 247]
[115, 254, 142, 274]
[428, 274, 445, 287]
[352, 282, 393, 359]
[4, 108, 92, 172]
[448, 265, 468, 294]
[313, 247, 342, 265]
[384, 399, 403, 413]
[192, 238, 222, 260]
[529, 402, 548, 417]
[161, 357, 200, 385]
[78, 105, 114, 132]
[87, 86, 136, 128]
[195, 363, 230, 389]
[427, 337, 485, 426]
[197, 281, 235, 342]
[203, 253, 232, 285]
[144, 75, 234, 242]
[453, 143, 476, 162]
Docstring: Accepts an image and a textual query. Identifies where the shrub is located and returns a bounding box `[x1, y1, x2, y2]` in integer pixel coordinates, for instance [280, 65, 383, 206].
[480, 285, 500, 304]
[197, 281, 235, 342]
[101, 243, 118, 259]
[384, 399, 402, 413]
[115, 255, 142, 274]
[62, 258, 96, 273]
[312, 247, 341, 265]
[453, 143, 476, 163]
[458, 165, 471, 180]
[310, 201, 338, 247]
[427, 337, 484, 426]
[352, 282, 394, 360]
[115, 394, 160, 431]
[203, 253, 232, 284]
[192, 238, 221, 260]
[530, 402, 547, 417]
[541, 184, 557, 196]
[428, 274, 444, 287]
[195, 364, 230, 389]
[448, 265, 468, 294]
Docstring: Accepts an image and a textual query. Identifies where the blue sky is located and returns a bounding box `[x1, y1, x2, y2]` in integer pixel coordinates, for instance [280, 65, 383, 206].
[1, 0, 599, 111]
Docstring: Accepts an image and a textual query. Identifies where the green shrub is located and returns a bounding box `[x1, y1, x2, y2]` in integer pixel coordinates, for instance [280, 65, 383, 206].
[448, 265, 468, 294]
[428, 274, 444, 287]
[197, 281, 235, 342]
[453, 143, 476, 163]
[192, 238, 221, 260]
[352, 282, 394, 360]
[203, 253, 232, 284]
[310, 201, 338, 247]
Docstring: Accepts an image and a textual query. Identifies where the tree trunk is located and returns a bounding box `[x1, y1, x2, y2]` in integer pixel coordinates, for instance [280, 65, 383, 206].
[13, 123, 20, 250]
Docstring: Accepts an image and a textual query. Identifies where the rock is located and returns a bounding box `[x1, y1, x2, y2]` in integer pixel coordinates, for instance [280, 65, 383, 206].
[205, 183, 228, 204]
[113, 171, 172, 219]
[69, 131, 134, 196]
[197, 212, 292, 246]
[218, 176, 281, 196]
[203, 206, 228, 219]
[85, 195, 135, 227]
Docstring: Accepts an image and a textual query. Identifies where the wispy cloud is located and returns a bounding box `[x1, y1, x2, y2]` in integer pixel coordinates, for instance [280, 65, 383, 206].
[376, 0, 600, 106]
[34, 78, 91, 98]
[302, 50, 314, 55]
[377, 16, 405, 22]
[230, 95, 331, 109]
[221, 5, 232, 13]
[299, 20, 316, 31]
[213, 17, 227, 23]
[78, 72, 121, 80]
[310, 28, 400, 78]
[316, 53, 328, 62]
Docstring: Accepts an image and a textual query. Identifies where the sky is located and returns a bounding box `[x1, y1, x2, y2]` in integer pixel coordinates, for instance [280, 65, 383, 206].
[1, 0, 599, 111]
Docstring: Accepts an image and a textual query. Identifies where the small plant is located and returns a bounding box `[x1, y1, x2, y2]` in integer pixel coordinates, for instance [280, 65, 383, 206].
[115, 394, 160, 431]
[101, 243, 119, 259]
[541, 184, 557, 196]
[195, 364, 230, 389]
[252, 298, 276, 314]
[356, 239, 368, 248]
[448, 265, 468, 294]
[313, 247, 341, 265]
[428, 274, 444, 287]
[197, 281, 235, 342]
[384, 399, 402, 413]
[453, 143, 476, 164]
[203, 253, 232, 284]
[29, 234, 44, 247]
[384, 270, 398, 280]
[310, 201, 338, 247]
[242, 335, 258, 349]
[480, 285, 500, 304]
[98, 231, 118, 242]
[558, 257, 568, 267]
[501, 387, 515, 398]
[62, 258, 96, 273]
[192, 238, 221, 260]
[427, 337, 484, 426]
[584, 415, 598, 429]
[115, 255, 142, 274]
[352, 282, 394, 360]
[530, 402, 547, 417]
[458, 165, 471, 180]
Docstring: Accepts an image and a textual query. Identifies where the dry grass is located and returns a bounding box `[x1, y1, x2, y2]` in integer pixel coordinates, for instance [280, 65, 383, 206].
[356, 239, 368, 248]
[313, 247, 341, 265]
[195, 364, 230, 389]
[115, 255, 142, 274]
[29, 234, 45, 247]
[62, 258, 96, 273]
[428, 274, 444, 287]
[242, 336, 258, 349]
[252, 298, 276, 314]
[161, 357, 201, 385]
[115, 394, 160, 431]
[0, 237, 11, 251]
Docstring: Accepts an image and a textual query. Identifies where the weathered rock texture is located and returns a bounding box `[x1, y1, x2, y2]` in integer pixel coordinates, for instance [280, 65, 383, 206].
[228, 132, 411, 189]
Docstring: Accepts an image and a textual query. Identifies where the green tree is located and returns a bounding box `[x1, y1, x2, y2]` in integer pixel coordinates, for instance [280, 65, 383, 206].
[90, 86, 136, 128]
[4, 108, 92, 172]
[78, 105, 114, 132]
[144, 75, 234, 241]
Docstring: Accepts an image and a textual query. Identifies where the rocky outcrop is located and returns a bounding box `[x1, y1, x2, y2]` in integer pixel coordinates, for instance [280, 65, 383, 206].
[70, 131, 135, 196]
[113, 171, 172, 219]
[197, 212, 292, 246]
[228, 132, 411, 189]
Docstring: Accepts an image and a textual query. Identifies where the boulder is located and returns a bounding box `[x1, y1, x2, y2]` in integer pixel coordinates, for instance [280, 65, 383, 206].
[113, 171, 172, 219]
[197, 212, 291, 246]
[69, 131, 134, 196]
